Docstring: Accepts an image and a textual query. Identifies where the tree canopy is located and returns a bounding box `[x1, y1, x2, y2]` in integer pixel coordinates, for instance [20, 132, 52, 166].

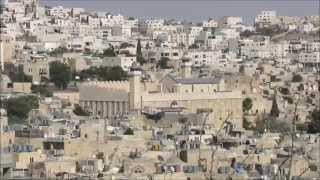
[49, 61, 71, 89]
[157, 57, 170, 69]
[270, 94, 280, 117]
[31, 84, 53, 97]
[136, 39, 145, 65]
[120, 42, 134, 49]
[5, 95, 39, 124]
[78, 66, 128, 81]
[48, 46, 68, 57]
[242, 97, 253, 113]
[73, 104, 90, 116]
[5, 64, 32, 82]
[102, 47, 117, 57]
[188, 43, 199, 49]
[308, 109, 320, 133]
[292, 74, 303, 82]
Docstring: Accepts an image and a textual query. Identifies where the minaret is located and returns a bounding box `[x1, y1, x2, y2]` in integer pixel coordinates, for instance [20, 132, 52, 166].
[129, 69, 142, 112]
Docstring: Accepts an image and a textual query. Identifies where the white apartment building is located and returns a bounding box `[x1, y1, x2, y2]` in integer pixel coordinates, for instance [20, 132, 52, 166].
[172, 31, 188, 47]
[187, 26, 203, 45]
[23, 55, 50, 83]
[145, 19, 165, 30]
[49, 6, 71, 19]
[269, 42, 289, 58]
[255, 10, 279, 25]
[152, 30, 168, 40]
[215, 28, 240, 39]
[87, 16, 101, 27]
[156, 47, 184, 61]
[302, 41, 320, 53]
[124, 18, 139, 29]
[100, 14, 125, 26]
[206, 35, 228, 50]
[298, 22, 315, 33]
[219, 16, 243, 27]
[202, 18, 218, 28]
[239, 37, 271, 59]
[184, 50, 222, 67]
[298, 52, 320, 64]
[71, 8, 85, 17]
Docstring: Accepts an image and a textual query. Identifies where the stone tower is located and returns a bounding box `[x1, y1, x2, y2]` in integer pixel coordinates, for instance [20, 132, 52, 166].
[129, 70, 142, 112]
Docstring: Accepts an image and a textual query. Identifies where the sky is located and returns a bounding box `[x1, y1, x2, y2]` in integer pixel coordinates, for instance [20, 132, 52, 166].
[40, 0, 320, 24]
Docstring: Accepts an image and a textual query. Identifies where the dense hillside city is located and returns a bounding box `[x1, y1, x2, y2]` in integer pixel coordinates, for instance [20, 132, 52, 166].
[0, 0, 320, 179]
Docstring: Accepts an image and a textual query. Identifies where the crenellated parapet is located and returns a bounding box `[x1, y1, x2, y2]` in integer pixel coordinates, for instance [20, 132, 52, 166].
[142, 91, 242, 102]
[81, 80, 130, 92]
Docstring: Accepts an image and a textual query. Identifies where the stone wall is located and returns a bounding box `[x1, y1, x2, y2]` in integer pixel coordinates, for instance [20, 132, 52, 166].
[142, 91, 243, 128]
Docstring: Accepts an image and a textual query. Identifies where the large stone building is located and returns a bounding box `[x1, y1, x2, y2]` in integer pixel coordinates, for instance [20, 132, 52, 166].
[79, 64, 244, 129]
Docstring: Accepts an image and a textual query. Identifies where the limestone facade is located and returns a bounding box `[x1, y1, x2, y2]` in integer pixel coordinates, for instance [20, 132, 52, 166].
[79, 70, 243, 129]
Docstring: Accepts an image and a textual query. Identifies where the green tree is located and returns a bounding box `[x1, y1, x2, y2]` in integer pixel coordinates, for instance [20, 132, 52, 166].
[97, 66, 127, 81]
[242, 97, 253, 113]
[239, 65, 245, 74]
[120, 42, 134, 49]
[49, 47, 68, 57]
[73, 104, 90, 116]
[157, 57, 170, 69]
[78, 66, 128, 81]
[240, 30, 255, 38]
[124, 127, 134, 135]
[7, 64, 32, 82]
[31, 84, 53, 97]
[243, 117, 252, 130]
[308, 109, 320, 133]
[188, 43, 199, 49]
[136, 39, 145, 65]
[270, 94, 280, 117]
[101, 47, 116, 57]
[292, 74, 303, 82]
[254, 117, 290, 134]
[279, 87, 290, 95]
[49, 61, 71, 89]
[5, 95, 39, 124]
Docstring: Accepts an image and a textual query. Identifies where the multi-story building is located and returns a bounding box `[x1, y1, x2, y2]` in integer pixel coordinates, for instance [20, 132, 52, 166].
[187, 26, 203, 46]
[255, 10, 279, 25]
[297, 52, 320, 66]
[184, 50, 222, 67]
[202, 18, 218, 28]
[23, 55, 50, 83]
[49, 6, 71, 19]
[102, 54, 137, 71]
[219, 16, 243, 27]
[145, 19, 165, 31]
[239, 36, 271, 59]
[79, 68, 243, 129]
